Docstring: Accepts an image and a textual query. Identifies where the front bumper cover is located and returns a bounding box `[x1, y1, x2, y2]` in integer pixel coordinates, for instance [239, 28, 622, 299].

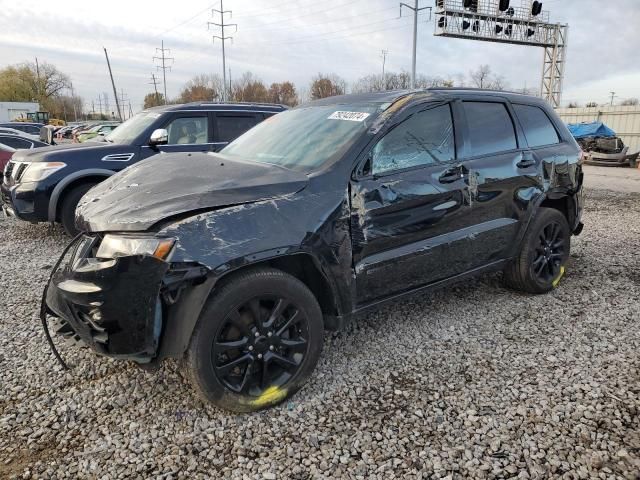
[43, 235, 170, 360]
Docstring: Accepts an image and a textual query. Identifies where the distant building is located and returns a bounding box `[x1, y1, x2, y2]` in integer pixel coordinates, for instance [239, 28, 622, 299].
[0, 102, 40, 122]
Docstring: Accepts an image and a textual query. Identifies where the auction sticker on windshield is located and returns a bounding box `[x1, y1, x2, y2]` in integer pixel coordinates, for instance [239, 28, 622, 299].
[328, 111, 371, 122]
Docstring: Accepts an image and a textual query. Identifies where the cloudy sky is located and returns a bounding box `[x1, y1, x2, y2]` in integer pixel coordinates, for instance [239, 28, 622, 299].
[0, 0, 638, 113]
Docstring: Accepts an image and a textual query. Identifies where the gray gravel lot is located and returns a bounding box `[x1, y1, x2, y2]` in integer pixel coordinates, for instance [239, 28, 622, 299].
[1, 187, 639, 479]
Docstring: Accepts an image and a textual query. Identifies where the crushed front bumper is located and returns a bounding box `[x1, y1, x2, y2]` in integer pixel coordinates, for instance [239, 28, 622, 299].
[43, 235, 170, 361]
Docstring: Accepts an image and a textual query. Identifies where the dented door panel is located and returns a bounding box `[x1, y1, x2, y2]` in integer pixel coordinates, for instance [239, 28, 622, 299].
[350, 163, 475, 304]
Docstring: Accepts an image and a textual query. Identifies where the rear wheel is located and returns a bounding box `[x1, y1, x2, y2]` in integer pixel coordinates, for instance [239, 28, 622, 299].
[503, 207, 570, 294]
[60, 183, 94, 236]
[185, 267, 324, 412]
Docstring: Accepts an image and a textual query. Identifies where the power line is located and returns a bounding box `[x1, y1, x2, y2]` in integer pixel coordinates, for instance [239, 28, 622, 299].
[208, 0, 237, 102]
[240, 0, 362, 32]
[258, 12, 426, 47]
[153, 40, 174, 104]
[152, 3, 218, 38]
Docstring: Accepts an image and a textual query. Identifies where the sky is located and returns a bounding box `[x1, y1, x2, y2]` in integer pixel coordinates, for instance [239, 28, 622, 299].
[0, 0, 638, 114]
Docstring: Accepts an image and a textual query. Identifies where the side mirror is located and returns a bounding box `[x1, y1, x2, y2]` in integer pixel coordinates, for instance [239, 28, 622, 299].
[149, 128, 168, 147]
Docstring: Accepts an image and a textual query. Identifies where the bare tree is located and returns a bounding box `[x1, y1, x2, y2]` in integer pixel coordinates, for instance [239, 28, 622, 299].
[179, 74, 223, 103]
[620, 98, 639, 106]
[144, 92, 165, 109]
[352, 74, 385, 94]
[231, 72, 270, 103]
[567, 102, 580, 108]
[586, 102, 598, 107]
[468, 65, 509, 90]
[268, 82, 298, 106]
[470, 65, 493, 89]
[309, 73, 346, 100]
[0, 62, 70, 102]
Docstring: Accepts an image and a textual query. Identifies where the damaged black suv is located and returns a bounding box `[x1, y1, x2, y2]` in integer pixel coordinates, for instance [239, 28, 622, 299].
[43, 89, 584, 412]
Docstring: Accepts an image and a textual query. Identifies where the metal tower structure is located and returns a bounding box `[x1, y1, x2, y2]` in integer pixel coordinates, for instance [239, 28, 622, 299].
[433, 0, 568, 107]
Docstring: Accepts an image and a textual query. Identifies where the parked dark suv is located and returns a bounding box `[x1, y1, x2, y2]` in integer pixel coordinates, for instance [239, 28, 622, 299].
[2, 102, 286, 235]
[42, 89, 584, 412]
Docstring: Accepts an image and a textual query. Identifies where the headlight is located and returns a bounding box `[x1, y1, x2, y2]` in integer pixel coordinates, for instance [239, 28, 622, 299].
[20, 162, 66, 182]
[96, 235, 175, 260]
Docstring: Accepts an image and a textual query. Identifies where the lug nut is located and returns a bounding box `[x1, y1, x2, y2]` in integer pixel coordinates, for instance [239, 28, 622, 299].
[248, 346, 254, 351]
[269, 345, 274, 351]
[267, 332, 272, 337]
[255, 332, 260, 337]
[257, 353, 263, 359]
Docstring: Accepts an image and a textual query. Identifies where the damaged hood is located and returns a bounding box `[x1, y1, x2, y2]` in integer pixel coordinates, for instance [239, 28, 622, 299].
[76, 152, 308, 232]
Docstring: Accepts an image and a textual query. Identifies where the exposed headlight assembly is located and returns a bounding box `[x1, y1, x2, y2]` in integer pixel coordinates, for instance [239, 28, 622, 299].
[20, 162, 66, 182]
[96, 234, 175, 260]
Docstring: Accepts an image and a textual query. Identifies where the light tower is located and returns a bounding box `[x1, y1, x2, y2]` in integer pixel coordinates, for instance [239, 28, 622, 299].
[434, 0, 568, 107]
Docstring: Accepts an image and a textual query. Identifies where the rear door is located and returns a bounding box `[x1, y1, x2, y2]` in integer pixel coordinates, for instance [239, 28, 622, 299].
[213, 111, 262, 151]
[350, 102, 480, 304]
[456, 98, 543, 266]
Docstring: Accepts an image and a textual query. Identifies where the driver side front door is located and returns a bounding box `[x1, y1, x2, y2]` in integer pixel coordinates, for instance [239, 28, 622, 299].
[350, 103, 478, 305]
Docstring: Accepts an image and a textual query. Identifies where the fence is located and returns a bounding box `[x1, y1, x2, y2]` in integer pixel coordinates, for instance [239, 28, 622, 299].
[555, 105, 640, 153]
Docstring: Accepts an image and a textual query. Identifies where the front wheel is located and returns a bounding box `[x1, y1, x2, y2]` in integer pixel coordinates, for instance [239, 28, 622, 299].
[503, 207, 571, 294]
[185, 267, 324, 412]
[60, 183, 95, 236]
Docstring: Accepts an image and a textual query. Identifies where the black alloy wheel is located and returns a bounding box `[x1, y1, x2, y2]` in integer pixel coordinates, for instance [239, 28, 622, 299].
[185, 267, 324, 412]
[531, 221, 566, 283]
[212, 296, 309, 396]
[503, 207, 571, 294]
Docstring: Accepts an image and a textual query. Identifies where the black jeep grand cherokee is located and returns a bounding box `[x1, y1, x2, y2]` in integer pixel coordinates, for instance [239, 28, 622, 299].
[2, 102, 286, 235]
[43, 89, 584, 412]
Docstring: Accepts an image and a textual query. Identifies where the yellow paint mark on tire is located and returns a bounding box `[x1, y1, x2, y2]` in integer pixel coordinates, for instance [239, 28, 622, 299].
[552, 266, 565, 288]
[249, 386, 287, 407]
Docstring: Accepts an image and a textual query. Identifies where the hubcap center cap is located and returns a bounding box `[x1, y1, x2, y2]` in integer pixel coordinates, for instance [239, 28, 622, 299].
[254, 336, 269, 353]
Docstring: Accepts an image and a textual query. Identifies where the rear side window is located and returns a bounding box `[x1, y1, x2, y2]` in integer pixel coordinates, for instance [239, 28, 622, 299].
[463, 102, 517, 156]
[216, 114, 259, 143]
[513, 104, 560, 147]
[0, 137, 32, 149]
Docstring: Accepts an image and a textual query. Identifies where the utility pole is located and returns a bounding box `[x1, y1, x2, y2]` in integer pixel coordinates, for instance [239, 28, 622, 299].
[149, 73, 160, 104]
[154, 40, 173, 104]
[208, 0, 237, 102]
[119, 89, 129, 120]
[400, 1, 431, 89]
[96, 95, 103, 116]
[609, 91, 617, 106]
[104, 47, 123, 121]
[35, 57, 41, 100]
[381, 49, 388, 91]
[70, 83, 78, 122]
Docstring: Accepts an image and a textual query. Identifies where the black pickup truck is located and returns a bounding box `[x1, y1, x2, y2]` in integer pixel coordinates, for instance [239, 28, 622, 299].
[1, 102, 286, 235]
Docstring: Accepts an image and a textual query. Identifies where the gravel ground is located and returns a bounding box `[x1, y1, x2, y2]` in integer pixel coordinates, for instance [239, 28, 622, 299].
[1, 188, 639, 479]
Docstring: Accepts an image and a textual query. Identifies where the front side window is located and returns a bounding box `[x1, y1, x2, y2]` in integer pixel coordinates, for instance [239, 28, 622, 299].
[372, 104, 455, 175]
[106, 111, 162, 145]
[513, 104, 560, 147]
[166, 116, 209, 144]
[463, 102, 517, 156]
[216, 115, 259, 143]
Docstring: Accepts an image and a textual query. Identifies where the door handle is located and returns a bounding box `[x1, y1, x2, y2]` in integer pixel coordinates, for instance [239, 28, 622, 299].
[517, 153, 537, 169]
[439, 166, 465, 184]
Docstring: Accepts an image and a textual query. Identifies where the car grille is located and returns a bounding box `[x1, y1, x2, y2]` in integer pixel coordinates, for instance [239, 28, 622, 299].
[3, 161, 14, 182]
[3, 161, 28, 185]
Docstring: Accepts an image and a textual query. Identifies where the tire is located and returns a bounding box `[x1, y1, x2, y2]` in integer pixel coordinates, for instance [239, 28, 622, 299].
[60, 183, 95, 237]
[185, 267, 324, 413]
[503, 207, 571, 294]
